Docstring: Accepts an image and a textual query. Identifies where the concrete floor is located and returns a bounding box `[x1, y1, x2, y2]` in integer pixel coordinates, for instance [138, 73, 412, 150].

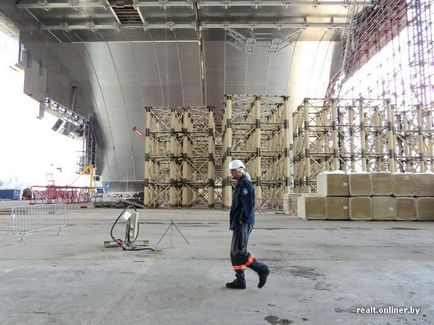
[1, 204, 434, 325]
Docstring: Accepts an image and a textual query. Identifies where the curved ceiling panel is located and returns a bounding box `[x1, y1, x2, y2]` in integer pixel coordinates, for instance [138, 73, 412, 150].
[3, 1, 347, 183]
[204, 40, 293, 121]
[75, 41, 202, 181]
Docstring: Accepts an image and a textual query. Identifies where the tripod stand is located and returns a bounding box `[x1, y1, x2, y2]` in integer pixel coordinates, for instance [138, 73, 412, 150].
[156, 219, 190, 247]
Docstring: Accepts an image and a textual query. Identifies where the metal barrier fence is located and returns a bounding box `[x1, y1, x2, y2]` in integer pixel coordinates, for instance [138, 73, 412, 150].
[10, 204, 66, 242]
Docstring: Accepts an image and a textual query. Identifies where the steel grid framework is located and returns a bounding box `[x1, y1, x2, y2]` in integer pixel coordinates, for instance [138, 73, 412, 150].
[407, 0, 434, 110]
[143, 106, 216, 207]
[343, 0, 408, 78]
[336, 0, 433, 114]
[293, 98, 433, 193]
[222, 94, 292, 211]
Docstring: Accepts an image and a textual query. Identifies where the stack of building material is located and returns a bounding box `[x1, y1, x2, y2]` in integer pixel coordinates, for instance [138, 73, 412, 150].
[414, 173, 434, 221]
[395, 197, 417, 221]
[297, 195, 326, 220]
[369, 173, 395, 221]
[298, 172, 350, 220]
[393, 173, 416, 221]
[297, 172, 434, 221]
[347, 173, 373, 220]
[349, 197, 372, 221]
[317, 173, 350, 220]
[326, 197, 350, 220]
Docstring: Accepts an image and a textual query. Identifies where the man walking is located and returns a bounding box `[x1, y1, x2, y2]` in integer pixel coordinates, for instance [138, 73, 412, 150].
[225, 159, 270, 289]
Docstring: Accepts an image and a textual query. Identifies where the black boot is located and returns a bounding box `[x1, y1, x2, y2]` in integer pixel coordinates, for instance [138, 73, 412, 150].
[226, 270, 246, 289]
[225, 279, 246, 289]
[247, 258, 269, 288]
[258, 269, 270, 289]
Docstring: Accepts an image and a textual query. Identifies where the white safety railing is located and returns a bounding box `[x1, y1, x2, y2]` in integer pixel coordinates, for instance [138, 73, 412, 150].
[10, 204, 66, 242]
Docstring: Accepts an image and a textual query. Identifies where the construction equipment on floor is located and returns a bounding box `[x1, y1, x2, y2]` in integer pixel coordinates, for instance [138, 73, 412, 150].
[106, 205, 154, 251]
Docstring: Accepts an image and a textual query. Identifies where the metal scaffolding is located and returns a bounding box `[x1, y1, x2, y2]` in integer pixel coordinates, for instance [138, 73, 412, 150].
[335, 0, 433, 122]
[293, 97, 434, 193]
[343, 0, 408, 79]
[222, 95, 292, 211]
[143, 106, 216, 208]
[407, 0, 434, 109]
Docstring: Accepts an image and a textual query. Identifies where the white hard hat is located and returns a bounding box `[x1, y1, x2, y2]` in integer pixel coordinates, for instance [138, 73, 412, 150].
[228, 159, 245, 170]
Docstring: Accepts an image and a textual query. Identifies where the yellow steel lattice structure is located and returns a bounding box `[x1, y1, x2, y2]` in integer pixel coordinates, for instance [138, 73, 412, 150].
[144, 106, 216, 208]
[222, 94, 292, 211]
[293, 98, 434, 193]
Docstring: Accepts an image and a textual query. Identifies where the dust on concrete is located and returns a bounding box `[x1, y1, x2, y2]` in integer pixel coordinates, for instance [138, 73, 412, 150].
[314, 281, 332, 291]
[288, 266, 323, 280]
[264, 314, 294, 325]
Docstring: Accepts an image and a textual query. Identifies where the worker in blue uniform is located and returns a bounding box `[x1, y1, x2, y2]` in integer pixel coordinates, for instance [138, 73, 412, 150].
[225, 160, 270, 289]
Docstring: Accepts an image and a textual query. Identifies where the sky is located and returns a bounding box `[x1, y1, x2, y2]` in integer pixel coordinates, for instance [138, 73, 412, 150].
[0, 30, 88, 189]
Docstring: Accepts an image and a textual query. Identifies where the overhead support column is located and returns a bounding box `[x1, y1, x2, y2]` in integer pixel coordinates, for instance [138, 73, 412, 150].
[348, 107, 356, 172]
[303, 99, 311, 193]
[386, 99, 397, 172]
[417, 105, 427, 173]
[282, 96, 292, 212]
[359, 100, 367, 172]
[170, 107, 179, 207]
[402, 114, 410, 171]
[182, 108, 193, 207]
[208, 106, 216, 208]
[144, 107, 151, 207]
[425, 107, 433, 172]
[223, 95, 233, 209]
[373, 106, 384, 171]
[331, 99, 339, 170]
[254, 96, 262, 209]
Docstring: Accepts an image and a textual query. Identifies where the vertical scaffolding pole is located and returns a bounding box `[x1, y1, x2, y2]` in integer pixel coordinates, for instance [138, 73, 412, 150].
[254, 96, 262, 208]
[364, 112, 370, 170]
[170, 107, 179, 207]
[208, 106, 216, 207]
[386, 99, 397, 172]
[401, 114, 411, 171]
[282, 96, 292, 211]
[417, 105, 427, 172]
[373, 106, 384, 171]
[144, 107, 151, 207]
[359, 100, 367, 171]
[337, 103, 347, 172]
[182, 108, 193, 206]
[331, 99, 339, 170]
[223, 96, 233, 209]
[303, 99, 311, 192]
[426, 108, 434, 172]
[349, 106, 356, 171]
[292, 108, 299, 190]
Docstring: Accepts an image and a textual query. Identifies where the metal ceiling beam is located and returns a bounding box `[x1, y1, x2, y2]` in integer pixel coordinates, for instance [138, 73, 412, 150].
[198, 0, 373, 8]
[17, 1, 106, 9]
[40, 21, 349, 31]
[40, 22, 196, 31]
[202, 22, 348, 29]
[17, 0, 372, 10]
[0, 12, 19, 36]
[16, 1, 193, 10]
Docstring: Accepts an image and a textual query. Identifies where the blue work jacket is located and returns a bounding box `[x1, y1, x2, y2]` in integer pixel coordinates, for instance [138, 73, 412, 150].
[229, 175, 255, 230]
